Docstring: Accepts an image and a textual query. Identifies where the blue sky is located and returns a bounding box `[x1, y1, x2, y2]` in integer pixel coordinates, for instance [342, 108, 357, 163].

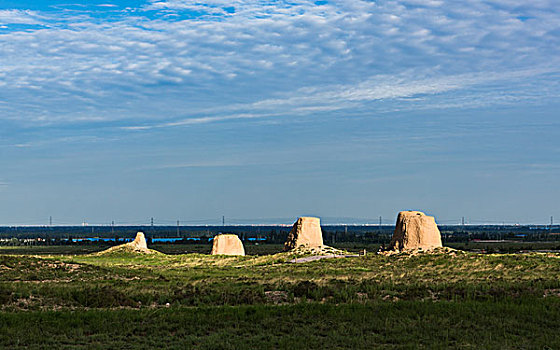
[0, 0, 559, 225]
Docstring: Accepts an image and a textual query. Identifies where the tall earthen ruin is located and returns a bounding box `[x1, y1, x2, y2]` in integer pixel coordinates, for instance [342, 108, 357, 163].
[389, 211, 442, 251]
[211, 234, 245, 256]
[284, 217, 324, 251]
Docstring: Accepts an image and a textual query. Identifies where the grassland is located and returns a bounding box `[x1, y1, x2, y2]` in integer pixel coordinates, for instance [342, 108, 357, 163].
[1, 246, 559, 348]
[2, 240, 559, 256]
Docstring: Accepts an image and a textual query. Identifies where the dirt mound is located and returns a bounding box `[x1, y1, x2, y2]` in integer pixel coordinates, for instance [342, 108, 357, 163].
[211, 234, 245, 256]
[96, 232, 157, 255]
[284, 217, 324, 251]
[380, 246, 463, 257]
[388, 211, 442, 252]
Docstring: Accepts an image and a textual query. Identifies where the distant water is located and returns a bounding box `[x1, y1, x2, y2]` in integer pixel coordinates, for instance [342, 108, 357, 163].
[69, 238, 131, 243]
[65, 237, 266, 243]
[152, 238, 185, 242]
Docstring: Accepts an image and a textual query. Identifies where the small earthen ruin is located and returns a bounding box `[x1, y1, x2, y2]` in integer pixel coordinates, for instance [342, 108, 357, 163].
[129, 232, 148, 251]
[211, 234, 245, 256]
[97, 231, 153, 255]
[388, 211, 442, 251]
[284, 216, 324, 251]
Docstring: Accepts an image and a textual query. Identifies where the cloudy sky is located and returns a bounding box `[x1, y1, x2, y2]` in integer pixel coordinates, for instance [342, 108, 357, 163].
[1, 0, 559, 225]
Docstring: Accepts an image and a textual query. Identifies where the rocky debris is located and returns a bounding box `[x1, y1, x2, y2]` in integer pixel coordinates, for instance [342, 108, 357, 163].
[265, 291, 289, 304]
[289, 245, 344, 255]
[388, 211, 442, 252]
[356, 292, 368, 302]
[543, 289, 560, 298]
[211, 234, 245, 256]
[289, 254, 359, 263]
[284, 217, 324, 251]
[287, 244, 354, 262]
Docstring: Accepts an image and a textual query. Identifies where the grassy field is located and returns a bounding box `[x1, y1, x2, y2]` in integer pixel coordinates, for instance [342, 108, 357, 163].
[1, 240, 559, 256]
[1, 300, 559, 349]
[1, 246, 559, 348]
[0, 243, 370, 256]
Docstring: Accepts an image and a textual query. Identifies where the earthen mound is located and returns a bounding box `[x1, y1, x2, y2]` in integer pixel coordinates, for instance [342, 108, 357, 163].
[388, 211, 442, 251]
[97, 232, 156, 255]
[380, 246, 463, 257]
[211, 234, 245, 256]
[284, 217, 324, 251]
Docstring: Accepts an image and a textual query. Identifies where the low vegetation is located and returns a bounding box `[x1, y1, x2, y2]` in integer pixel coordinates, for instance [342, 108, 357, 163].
[2, 300, 559, 349]
[1, 245, 559, 348]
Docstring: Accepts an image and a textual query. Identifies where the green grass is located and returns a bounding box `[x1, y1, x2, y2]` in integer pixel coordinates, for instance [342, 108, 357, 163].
[0, 243, 287, 256]
[448, 241, 560, 253]
[1, 300, 559, 349]
[1, 251, 560, 309]
[2, 240, 559, 256]
[0, 245, 110, 255]
[1, 247, 559, 348]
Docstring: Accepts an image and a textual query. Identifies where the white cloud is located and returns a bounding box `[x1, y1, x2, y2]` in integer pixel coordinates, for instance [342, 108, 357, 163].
[145, 160, 250, 169]
[0, 9, 42, 25]
[0, 0, 558, 126]
[118, 66, 560, 129]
